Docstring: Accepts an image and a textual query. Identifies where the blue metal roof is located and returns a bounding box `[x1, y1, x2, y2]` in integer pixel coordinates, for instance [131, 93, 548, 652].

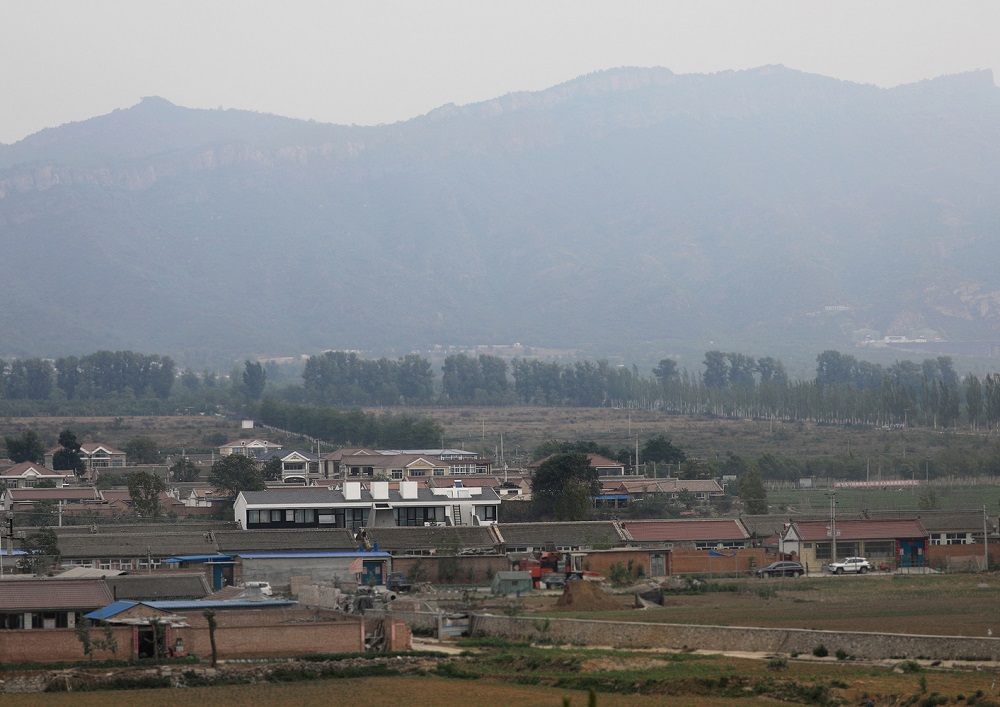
[85, 600, 139, 620]
[237, 551, 391, 559]
[162, 555, 234, 563]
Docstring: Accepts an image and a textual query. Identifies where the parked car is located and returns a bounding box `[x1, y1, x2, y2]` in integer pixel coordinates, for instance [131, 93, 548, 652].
[827, 557, 872, 574]
[243, 581, 273, 596]
[755, 561, 804, 578]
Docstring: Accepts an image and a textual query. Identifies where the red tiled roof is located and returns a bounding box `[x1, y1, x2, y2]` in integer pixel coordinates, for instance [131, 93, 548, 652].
[789, 519, 928, 541]
[0, 461, 66, 478]
[0, 578, 114, 611]
[624, 519, 749, 542]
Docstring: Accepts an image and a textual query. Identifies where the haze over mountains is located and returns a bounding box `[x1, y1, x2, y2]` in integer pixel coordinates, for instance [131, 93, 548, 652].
[2, 66, 999, 372]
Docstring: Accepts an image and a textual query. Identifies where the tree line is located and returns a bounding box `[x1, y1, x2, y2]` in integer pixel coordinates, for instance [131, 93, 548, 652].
[0, 351, 175, 401]
[5, 347, 1000, 433]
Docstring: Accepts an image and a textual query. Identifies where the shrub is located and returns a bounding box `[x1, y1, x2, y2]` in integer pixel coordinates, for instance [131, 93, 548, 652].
[812, 644, 828, 657]
[766, 657, 788, 670]
[835, 648, 849, 660]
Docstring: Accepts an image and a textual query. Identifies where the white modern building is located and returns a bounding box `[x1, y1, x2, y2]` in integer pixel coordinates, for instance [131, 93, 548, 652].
[234, 480, 501, 532]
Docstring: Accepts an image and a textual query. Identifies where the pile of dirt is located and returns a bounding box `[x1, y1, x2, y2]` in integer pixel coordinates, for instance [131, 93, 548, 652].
[552, 580, 622, 612]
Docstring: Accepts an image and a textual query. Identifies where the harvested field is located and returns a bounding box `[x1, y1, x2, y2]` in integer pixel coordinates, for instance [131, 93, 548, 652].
[522, 573, 1000, 638]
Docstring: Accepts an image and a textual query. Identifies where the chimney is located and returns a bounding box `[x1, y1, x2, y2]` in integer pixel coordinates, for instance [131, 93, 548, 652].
[370, 481, 389, 500]
[344, 481, 362, 501]
[400, 481, 418, 500]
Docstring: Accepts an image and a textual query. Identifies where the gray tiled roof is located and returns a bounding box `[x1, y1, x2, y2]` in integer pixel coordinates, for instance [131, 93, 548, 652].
[497, 521, 627, 548]
[53, 522, 237, 536]
[865, 509, 997, 533]
[104, 574, 211, 600]
[57, 531, 220, 558]
[214, 528, 358, 553]
[365, 525, 499, 552]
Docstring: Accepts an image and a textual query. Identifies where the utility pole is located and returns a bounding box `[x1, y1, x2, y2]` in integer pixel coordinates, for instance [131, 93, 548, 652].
[827, 492, 838, 564]
[985, 505, 990, 572]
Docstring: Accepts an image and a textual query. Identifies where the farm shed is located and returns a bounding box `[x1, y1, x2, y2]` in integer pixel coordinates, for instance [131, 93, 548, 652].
[491, 571, 533, 595]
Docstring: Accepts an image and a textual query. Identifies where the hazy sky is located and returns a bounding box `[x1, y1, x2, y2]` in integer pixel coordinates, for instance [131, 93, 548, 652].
[2, 1, 998, 144]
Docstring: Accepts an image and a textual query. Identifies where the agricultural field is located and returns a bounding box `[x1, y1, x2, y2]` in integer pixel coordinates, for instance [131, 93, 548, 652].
[517, 573, 1000, 638]
[5, 645, 999, 705]
[4, 409, 999, 470]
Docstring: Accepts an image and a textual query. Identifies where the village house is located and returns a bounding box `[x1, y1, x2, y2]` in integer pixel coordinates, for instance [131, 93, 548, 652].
[0, 462, 74, 489]
[234, 480, 501, 532]
[255, 449, 321, 484]
[217, 438, 282, 458]
[779, 518, 930, 570]
[0, 578, 113, 630]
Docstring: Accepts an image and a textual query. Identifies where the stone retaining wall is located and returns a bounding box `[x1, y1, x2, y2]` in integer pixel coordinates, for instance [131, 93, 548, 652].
[390, 609, 1000, 662]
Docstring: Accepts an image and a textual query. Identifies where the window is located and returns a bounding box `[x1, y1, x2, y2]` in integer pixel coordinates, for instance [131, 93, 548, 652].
[99, 559, 112, 570]
[118, 559, 133, 570]
[409, 469, 426, 477]
[394, 506, 446, 526]
[477, 505, 497, 522]
[294, 509, 315, 524]
[391, 469, 403, 480]
[864, 541, 894, 557]
[433, 468, 445, 476]
[270, 510, 283, 522]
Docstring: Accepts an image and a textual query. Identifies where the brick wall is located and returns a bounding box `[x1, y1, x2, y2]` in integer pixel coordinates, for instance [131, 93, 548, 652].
[0, 626, 132, 662]
[669, 548, 771, 576]
[391, 555, 508, 584]
[0, 610, 371, 663]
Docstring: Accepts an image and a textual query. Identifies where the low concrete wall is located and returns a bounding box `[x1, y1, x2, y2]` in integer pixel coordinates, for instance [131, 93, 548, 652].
[466, 614, 1000, 661]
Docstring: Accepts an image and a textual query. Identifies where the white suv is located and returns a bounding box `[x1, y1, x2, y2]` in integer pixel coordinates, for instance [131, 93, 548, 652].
[827, 557, 871, 575]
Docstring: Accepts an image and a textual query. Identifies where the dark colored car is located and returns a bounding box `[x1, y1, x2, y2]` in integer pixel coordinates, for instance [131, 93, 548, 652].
[755, 561, 804, 578]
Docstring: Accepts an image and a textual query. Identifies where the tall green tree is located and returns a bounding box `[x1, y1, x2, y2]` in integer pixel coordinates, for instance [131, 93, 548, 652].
[640, 434, 687, 466]
[242, 360, 267, 400]
[4, 429, 45, 464]
[703, 351, 729, 389]
[126, 471, 167, 518]
[51, 429, 86, 475]
[737, 465, 768, 515]
[17, 527, 60, 574]
[209, 454, 266, 497]
[531, 453, 599, 520]
[652, 358, 679, 381]
[169, 457, 200, 482]
[124, 437, 161, 465]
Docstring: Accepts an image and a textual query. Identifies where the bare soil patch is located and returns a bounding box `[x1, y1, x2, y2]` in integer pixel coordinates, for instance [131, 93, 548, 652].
[552, 579, 623, 612]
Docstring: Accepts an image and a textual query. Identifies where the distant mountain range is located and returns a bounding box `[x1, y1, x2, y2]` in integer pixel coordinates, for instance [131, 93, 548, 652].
[2, 66, 1000, 372]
